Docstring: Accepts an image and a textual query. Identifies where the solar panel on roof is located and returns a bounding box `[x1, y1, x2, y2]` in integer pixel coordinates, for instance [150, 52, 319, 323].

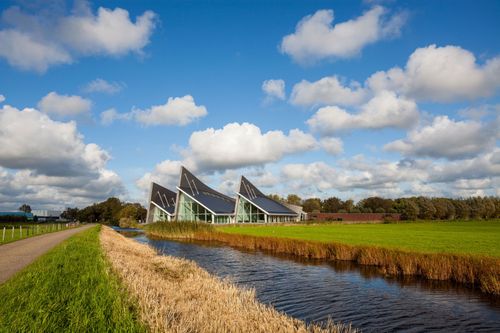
[238, 176, 296, 215]
[178, 167, 235, 214]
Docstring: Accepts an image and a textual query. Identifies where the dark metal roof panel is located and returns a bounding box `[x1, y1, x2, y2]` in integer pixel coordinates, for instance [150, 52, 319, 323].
[150, 182, 177, 214]
[250, 197, 297, 215]
[238, 176, 296, 215]
[179, 167, 235, 214]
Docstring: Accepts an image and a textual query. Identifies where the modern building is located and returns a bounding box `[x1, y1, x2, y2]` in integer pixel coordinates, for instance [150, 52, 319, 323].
[146, 182, 177, 223]
[235, 176, 298, 223]
[175, 167, 235, 223]
[145, 166, 303, 224]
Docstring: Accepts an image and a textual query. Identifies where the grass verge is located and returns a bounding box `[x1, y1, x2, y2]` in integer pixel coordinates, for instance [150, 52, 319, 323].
[0, 225, 145, 332]
[145, 221, 500, 296]
[101, 226, 355, 332]
[0, 223, 75, 245]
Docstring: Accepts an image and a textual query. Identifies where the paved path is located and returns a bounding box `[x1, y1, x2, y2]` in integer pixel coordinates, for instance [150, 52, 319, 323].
[0, 224, 95, 284]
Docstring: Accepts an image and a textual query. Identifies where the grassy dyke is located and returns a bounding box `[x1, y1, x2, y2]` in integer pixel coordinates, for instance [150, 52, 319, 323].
[101, 226, 355, 332]
[0, 225, 145, 332]
[218, 220, 500, 257]
[0, 223, 75, 245]
[144, 221, 215, 238]
[145, 221, 500, 296]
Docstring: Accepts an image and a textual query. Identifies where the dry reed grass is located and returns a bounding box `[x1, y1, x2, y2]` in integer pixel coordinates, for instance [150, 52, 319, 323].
[100, 227, 356, 333]
[146, 229, 500, 296]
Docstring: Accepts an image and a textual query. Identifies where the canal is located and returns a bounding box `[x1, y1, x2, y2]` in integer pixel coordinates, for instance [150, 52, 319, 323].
[118, 229, 500, 332]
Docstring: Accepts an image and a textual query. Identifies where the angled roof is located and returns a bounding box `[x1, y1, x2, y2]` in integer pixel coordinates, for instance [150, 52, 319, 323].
[178, 166, 235, 214]
[238, 176, 297, 215]
[150, 182, 177, 215]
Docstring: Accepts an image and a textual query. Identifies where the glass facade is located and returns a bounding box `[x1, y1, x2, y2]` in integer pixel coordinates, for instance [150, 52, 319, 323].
[236, 196, 266, 223]
[152, 206, 170, 222]
[177, 192, 232, 223]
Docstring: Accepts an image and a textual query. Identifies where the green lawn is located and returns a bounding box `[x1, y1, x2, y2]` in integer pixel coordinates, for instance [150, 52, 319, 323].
[0, 223, 71, 245]
[217, 220, 500, 258]
[0, 225, 144, 332]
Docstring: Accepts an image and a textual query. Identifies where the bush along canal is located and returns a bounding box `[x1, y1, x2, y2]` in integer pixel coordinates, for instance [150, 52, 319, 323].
[118, 225, 500, 332]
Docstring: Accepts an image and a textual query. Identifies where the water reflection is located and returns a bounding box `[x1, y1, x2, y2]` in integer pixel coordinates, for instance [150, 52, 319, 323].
[119, 230, 500, 332]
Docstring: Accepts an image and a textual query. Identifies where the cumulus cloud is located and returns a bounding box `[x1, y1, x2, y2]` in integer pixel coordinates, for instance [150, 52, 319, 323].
[132, 95, 207, 126]
[262, 79, 285, 100]
[100, 108, 131, 125]
[184, 122, 317, 171]
[367, 45, 500, 102]
[291, 75, 367, 107]
[0, 105, 107, 176]
[280, 149, 500, 198]
[384, 116, 499, 160]
[0, 105, 125, 209]
[38, 91, 92, 117]
[307, 90, 419, 134]
[136, 160, 183, 192]
[83, 78, 125, 94]
[281, 6, 407, 63]
[0, 4, 157, 72]
[0, 94, 4, 103]
[320, 137, 343, 155]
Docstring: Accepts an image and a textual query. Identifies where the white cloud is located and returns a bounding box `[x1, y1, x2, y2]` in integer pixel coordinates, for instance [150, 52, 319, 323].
[38, 91, 92, 117]
[307, 90, 418, 134]
[0, 105, 107, 176]
[367, 45, 500, 102]
[384, 116, 498, 160]
[280, 6, 406, 63]
[290, 75, 367, 107]
[58, 7, 156, 56]
[0, 94, 4, 103]
[0, 105, 125, 209]
[0, 4, 156, 72]
[0, 29, 72, 72]
[100, 108, 132, 125]
[262, 79, 285, 100]
[136, 160, 183, 192]
[184, 122, 317, 171]
[132, 95, 207, 126]
[83, 78, 125, 94]
[320, 137, 343, 155]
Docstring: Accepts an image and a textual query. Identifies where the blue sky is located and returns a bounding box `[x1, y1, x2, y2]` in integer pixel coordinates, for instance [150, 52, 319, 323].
[0, 0, 499, 210]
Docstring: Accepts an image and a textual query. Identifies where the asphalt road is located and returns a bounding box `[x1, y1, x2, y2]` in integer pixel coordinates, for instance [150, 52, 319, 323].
[0, 224, 95, 284]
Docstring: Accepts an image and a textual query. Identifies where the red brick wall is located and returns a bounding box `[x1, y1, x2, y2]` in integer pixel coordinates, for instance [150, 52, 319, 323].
[307, 212, 400, 222]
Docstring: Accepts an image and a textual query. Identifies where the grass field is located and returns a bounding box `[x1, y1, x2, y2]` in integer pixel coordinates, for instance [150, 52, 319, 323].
[0, 225, 144, 332]
[0, 223, 72, 245]
[217, 220, 500, 258]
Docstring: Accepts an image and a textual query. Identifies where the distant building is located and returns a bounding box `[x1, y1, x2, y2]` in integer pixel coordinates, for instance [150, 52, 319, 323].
[176, 167, 235, 223]
[145, 166, 304, 224]
[146, 182, 177, 223]
[31, 210, 62, 221]
[0, 211, 34, 221]
[235, 176, 298, 223]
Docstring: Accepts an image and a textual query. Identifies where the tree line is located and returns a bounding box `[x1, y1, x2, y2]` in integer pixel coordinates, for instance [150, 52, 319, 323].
[270, 194, 500, 220]
[62, 197, 147, 226]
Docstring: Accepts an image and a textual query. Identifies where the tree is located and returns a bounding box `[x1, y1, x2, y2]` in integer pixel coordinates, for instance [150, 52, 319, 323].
[321, 197, 343, 213]
[268, 194, 283, 202]
[394, 198, 419, 220]
[302, 198, 322, 213]
[286, 194, 302, 206]
[18, 204, 31, 213]
[61, 207, 79, 221]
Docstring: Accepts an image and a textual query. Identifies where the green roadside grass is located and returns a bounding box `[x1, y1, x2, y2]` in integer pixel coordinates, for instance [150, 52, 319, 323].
[0, 225, 145, 332]
[0, 223, 71, 245]
[217, 220, 500, 258]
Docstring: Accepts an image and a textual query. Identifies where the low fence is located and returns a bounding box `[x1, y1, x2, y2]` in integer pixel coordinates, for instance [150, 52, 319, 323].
[307, 212, 401, 222]
[1, 223, 79, 244]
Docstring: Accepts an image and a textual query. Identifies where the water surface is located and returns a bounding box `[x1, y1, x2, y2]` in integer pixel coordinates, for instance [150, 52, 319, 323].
[117, 228, 500, 332]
